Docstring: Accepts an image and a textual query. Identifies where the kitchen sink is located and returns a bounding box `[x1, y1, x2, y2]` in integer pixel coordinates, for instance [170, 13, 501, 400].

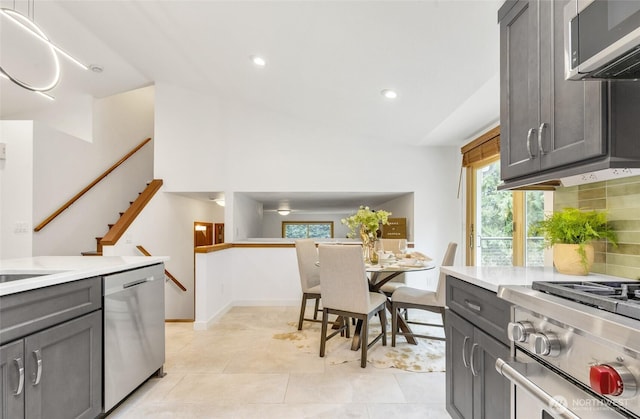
[0, 273, 48, 283]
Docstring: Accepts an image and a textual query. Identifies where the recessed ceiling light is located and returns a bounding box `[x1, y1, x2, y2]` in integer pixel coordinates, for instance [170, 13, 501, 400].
[381, 89, 398, 99]
[277, 209, 291, 216]
[250, 55, 267, 68]
[89, 64, 104, 73]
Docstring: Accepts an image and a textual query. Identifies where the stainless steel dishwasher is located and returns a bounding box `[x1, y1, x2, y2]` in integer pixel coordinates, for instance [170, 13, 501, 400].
[103, 263, 165, 412]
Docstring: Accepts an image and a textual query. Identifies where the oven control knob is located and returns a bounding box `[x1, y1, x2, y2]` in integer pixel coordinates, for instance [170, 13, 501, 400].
[507, 321, 534, 343]
[531, 332, 561, 357]
[590, 364, 637, 397]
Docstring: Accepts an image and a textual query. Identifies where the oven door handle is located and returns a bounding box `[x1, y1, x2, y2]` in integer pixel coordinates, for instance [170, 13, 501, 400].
[495, 358, 581, 419]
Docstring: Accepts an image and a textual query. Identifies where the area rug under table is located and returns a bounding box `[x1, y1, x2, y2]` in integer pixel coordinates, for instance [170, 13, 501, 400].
[273, 318, 445, 372]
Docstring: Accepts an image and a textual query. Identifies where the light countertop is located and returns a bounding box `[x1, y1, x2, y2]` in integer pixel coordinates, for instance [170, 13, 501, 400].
[0, 256, 168, 296]
[440, 265, 626, 293]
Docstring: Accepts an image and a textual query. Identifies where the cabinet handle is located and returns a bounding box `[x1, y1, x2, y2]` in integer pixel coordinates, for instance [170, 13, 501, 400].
[526, 128, 536, 159]
[464, 299, 482, 312]
[462, 336, 471, 368]
[13, 358, 24, 395]
[470, 343, 480, 377]
[33, 349, 42, 386]
[538, 123, 547, 155]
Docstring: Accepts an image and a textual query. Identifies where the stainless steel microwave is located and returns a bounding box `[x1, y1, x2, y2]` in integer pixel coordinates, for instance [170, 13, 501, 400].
[565, 0, 640, 80]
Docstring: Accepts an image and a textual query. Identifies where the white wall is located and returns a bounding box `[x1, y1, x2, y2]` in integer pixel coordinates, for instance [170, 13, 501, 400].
[194, 246, 301, 329]
[104, 190, 223, 319]
[32, 86, 155, 256]
[154, 90, 463, 259]
[154, 82, 226, 191]
[0, 121, 34, 259]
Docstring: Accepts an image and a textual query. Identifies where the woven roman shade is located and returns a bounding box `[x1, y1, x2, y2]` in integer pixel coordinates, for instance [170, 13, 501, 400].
[461, 126, 500, 167]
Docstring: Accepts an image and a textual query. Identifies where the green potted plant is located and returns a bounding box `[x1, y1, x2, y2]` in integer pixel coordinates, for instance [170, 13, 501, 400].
[531, 207, 617, 275]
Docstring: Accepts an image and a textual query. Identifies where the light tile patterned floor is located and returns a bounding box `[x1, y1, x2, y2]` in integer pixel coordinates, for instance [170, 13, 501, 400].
[107, 306, 450, 418]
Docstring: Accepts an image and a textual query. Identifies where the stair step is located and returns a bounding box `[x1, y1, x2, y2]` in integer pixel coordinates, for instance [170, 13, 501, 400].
[81, 251, 103, 256]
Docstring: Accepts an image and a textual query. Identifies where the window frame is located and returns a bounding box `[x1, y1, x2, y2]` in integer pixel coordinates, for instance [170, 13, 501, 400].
[282, 221, 334, 239]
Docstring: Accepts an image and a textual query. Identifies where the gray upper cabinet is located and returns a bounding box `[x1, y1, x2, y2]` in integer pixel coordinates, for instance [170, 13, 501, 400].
[500, 0, 607, 181]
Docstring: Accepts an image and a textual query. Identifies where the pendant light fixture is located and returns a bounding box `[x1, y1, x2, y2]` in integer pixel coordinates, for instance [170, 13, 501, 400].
[0, 1, 90, 98]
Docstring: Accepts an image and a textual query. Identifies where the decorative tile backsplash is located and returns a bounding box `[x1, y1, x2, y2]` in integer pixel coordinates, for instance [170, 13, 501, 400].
[554, 175, 640, 280]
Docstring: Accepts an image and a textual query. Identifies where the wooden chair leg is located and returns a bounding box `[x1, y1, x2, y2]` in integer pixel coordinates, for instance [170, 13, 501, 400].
[391, 303, 398, 347]
[379, 307, 387, 346]
[320, 308, 329, 358]
[360, 316, 368, 368]
[298, 294, 308, 330]
[313, 298, 320, 320]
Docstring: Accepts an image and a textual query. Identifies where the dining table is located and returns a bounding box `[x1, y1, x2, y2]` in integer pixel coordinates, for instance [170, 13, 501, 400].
[347, 260, 436, 351]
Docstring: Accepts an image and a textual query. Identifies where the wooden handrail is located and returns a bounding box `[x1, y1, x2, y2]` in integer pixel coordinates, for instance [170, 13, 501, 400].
[136, 245, 187, 292]
[34, 137, 153, 232]
[101, 179, 163, 245]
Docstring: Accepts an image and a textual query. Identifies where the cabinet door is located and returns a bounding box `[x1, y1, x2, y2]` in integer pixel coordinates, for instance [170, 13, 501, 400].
[24, 311, 102, 419]
[0, 341, 24, 419]
[472, 328, 511, 419]
[446, 310, 475, 419]
[500, 0, 541, 180]
[538, 0, 606, 171]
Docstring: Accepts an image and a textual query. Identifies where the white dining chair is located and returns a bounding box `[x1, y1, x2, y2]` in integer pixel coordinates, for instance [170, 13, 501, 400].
[391, 242, 457, 346]
[376, 238, 408, 295]
[319, 244, 387, 368]
[295, 239, 322, 330]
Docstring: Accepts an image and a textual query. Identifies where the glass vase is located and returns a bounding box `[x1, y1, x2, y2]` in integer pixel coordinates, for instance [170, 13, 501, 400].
[360, 227, 378, 264]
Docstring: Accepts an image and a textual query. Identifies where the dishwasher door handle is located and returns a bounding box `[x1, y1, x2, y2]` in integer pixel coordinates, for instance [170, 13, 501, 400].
[122, 276, 153, 289]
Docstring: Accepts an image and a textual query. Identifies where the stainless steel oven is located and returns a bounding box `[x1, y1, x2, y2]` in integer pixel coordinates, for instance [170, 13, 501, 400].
[565, 0, 640, 80]
[497, 284, 640, 419]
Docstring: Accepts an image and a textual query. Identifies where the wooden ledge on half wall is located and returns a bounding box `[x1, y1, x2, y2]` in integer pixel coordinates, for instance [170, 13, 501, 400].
[194, 240, 415, 253]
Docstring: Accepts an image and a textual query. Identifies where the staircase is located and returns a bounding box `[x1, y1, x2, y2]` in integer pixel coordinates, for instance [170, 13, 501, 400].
[82, 179, 163, 256]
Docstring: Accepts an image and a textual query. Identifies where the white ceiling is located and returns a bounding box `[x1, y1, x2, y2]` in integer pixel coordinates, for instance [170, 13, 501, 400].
[0, 0, 501, 147]
[1, 0, 501, 213]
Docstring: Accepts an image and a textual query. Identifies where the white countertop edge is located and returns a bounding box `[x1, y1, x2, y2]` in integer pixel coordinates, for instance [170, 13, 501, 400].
[0, 256, 169, 296]
[440, 265, 630, 293]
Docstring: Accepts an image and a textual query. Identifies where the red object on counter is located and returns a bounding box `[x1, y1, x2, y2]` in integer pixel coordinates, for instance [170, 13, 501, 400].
[590, 365, 624, 396]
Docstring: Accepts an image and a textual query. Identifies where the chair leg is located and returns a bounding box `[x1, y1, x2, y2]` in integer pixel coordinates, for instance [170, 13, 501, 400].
[379, 307, 387, 347]
[360, 316, 368, 368]
[391, 302, 398, 347]
[298, 294, 308, 330]
[345, 317, 351, 338]
[313, 298, 320, 320]
[320, 308, 329, 358]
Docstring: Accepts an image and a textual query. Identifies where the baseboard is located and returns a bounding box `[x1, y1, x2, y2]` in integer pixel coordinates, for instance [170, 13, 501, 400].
[165, 319, 194, 322]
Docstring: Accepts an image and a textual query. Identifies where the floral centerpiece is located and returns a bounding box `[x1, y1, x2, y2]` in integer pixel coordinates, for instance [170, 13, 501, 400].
[341, 206, 391, 263]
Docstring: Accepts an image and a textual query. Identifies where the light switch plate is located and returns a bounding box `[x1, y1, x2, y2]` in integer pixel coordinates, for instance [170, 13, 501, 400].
[0, 143, 6, 160]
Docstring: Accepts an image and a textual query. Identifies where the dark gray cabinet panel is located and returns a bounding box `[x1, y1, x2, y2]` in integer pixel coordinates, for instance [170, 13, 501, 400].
[24, 311, 102, 419]
[0, 341, 24, 419]
[445, 277, 511, 419]
[500, 0, 608, 181]
[446, 276, 510, 344]
[500, 0, 539, 179]
[0, 278, 103, 419]
[0, 277, 101, 345]
[473, 325, 510, 419]
[445, 310, 474, 419]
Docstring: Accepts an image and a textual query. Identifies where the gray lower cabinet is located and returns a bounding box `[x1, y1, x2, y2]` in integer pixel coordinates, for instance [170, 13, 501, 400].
[0, 340, 24, 418]
[0, 278, 102, 419]
[445, 276, 510, 419]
